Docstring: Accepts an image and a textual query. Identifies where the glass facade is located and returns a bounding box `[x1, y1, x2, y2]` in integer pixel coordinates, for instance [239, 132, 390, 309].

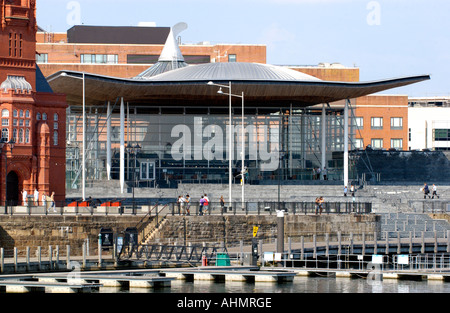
[65, 103, 358, 190]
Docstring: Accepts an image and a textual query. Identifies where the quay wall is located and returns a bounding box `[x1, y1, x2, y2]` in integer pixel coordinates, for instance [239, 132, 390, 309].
[151, 214, 381, 245]
[0, 216, 143, 257]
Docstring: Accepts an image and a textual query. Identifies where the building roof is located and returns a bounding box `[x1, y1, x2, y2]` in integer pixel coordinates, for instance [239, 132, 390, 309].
[47, 62, 430, 108]
[67, 25, 170, 45]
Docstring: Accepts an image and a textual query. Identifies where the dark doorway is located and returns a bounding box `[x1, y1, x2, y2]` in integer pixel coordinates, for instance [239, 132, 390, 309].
[7, 171, 19, 206]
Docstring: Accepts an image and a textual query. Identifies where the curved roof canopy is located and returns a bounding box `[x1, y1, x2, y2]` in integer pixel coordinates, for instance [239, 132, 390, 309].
[47, 61, 430, 108]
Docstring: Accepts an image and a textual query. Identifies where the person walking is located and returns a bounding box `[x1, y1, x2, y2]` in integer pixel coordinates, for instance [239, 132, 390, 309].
[185, 195, 191, 216]
[199, 196, 205, 216]
[432, 184, 439, 199]
[203, 194, 209, 214]
[21, 189, 27, 206]
[423, 183, 430, 199]
[49, 192, 56, 212]
[34, 189, 39, 206]
[343, 186, 348, 197]
[42, 192, 47, 210]
[220, 195, 225, 213]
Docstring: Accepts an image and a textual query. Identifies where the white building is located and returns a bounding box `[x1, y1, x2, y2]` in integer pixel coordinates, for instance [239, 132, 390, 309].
[408, 97, 450, 151]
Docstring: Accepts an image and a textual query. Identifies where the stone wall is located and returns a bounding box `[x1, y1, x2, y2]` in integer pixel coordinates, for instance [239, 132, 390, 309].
[151, 214, 381, 245]
[0, 216, 143, 257]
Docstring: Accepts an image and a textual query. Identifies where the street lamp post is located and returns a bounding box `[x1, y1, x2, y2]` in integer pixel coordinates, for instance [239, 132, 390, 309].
[1, 139, 15, 214]
[207, 81, 245, 210]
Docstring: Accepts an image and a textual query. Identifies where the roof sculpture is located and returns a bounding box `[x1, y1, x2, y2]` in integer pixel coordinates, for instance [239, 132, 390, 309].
[134, 22, 189, 79]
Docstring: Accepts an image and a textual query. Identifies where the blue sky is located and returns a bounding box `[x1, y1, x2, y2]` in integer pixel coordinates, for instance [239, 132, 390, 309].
[36, 0, 450, 97]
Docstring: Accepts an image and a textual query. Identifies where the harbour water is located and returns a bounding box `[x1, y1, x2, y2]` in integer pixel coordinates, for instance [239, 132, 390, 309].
[107, 276, 450, 293]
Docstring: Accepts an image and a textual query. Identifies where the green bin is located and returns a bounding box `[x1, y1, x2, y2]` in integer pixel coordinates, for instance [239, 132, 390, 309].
[216, 253, 231, 266]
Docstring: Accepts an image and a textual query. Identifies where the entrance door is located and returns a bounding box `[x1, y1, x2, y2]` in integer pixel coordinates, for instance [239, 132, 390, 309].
[6, 171, 19, 206]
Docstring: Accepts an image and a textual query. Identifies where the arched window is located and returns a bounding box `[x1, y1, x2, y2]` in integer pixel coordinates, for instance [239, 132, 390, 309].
[36, 112, 41, 121]
[12, 128, 17, 142]
[25, 110, 30, 118]
[13, 109, 18, 117]
[2, 109, 9, 118]
[54, 113, 58, 121]
[42, 113, 47, 121]
[19, 110, 24, 118]
[18, 128, 23, 143]
[25, 128, 30, 143]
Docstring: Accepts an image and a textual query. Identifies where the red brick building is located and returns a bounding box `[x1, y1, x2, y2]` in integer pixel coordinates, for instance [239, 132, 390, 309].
[0, 0, 67, 206]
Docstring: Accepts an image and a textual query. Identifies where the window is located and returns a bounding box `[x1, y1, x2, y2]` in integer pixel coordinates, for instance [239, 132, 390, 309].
[36, 53, 48, 64]
[2, 109, 9, 118]
[25, 129, 30, 144]
[81, 54, 118, 64]
[371, 138, 383, 149]
[354, 117, 364, 129]
[54, 113, 59, 121]
[371, 117, 383, 129]
[25, 110, 30, 118]
[42, 113, 47, 121]
[53, 131, 58, 146]
[12, 129, 17, 142]
[13, 110, 18, 117]
[391, 138, 403, 149]
[36, 113, 41, 121]
[1, 128, 9, 141]
[140, 162, 155, 180]
[434, 129, 450, 141]
[54, 122, 58, 130]
[18, 129, 23, 143]
[19, 110, 24, 118]
[2, 119, 9, 126]
[391, 117, 403, 129]
[354, 138, 364, 149]
[228, 54, 237, 62]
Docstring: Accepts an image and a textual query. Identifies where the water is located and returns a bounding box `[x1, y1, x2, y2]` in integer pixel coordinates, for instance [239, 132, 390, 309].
[102, 276, 450, 294]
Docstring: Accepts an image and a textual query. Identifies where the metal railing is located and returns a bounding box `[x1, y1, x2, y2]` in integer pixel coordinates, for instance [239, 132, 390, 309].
[0, 200, 373, 216]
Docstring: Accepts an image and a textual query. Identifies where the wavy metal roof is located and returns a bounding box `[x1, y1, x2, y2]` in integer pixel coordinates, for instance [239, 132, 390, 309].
[146, 62, 322, 82]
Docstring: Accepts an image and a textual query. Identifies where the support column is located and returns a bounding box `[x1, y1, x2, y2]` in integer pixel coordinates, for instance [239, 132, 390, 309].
[106, 101, 112, 181]
[120, 98, 125, 194]
[344, 99, 349, 187]
[321, 103, 327, 178]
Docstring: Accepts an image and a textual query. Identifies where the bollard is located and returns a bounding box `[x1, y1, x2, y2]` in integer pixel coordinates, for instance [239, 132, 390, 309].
[0, 248, 3, 274]
[66, 245, 71, 268]
[37, 246, 41, 271]
[49, 245, 53, 271]
[14, 247, 18, 273]
[202, 255, 207, 266]
[26, 247, 30, 272]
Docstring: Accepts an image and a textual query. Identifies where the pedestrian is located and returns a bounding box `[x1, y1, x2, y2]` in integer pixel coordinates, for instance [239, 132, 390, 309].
[34, 189, 39, 206]
[315, 197, 324, 215]
[423, 183, 430, 199]
[220, 195, 225, 213]
[344, 186, 348, 197]
[42, 192, 47, 210]
[49, 191, 56, 212]
[316, 167, 321, 180]
[21, 189, 27, 206]
[177, 196, 183, 214]
[350, 185, 355, 197]
[199, 196, 205, 216]
[203, 194, 209, 214]
[322, 167, 328, 181]
[185, 195, 191, 215]
[432, 184, 439, 199]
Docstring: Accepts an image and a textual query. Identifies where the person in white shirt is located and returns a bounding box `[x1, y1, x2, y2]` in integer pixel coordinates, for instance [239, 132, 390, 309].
[34, 189, 39, 206]
[432, 184, 439, 199]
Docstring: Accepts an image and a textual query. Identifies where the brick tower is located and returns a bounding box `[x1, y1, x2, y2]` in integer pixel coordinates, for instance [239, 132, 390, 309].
[0, 0, 67, 207]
